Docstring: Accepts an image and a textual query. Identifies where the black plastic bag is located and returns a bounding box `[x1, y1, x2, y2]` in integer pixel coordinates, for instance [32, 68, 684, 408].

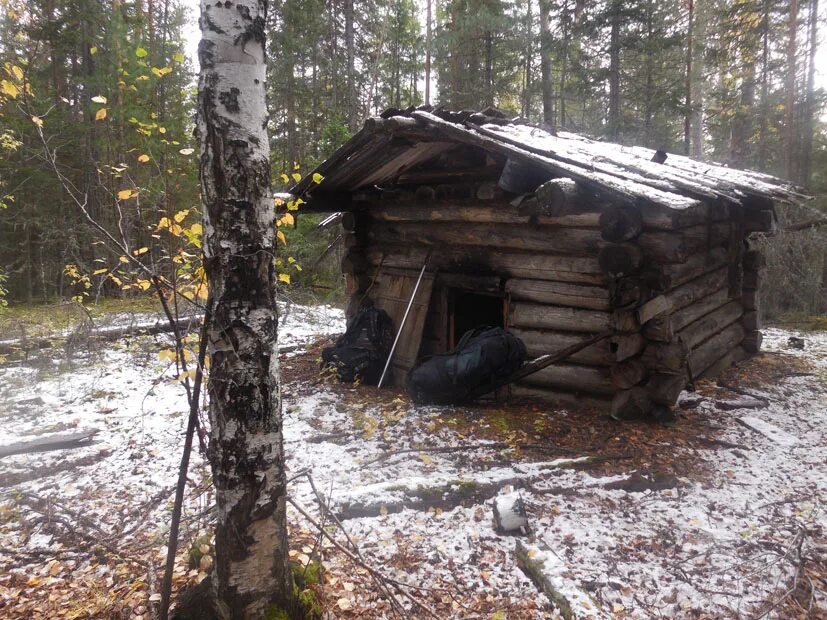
[407, 326, 527, 404]
[321, 308, 394, 384]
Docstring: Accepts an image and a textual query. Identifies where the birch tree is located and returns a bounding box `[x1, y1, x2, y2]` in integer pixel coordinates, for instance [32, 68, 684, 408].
[193, 0, 292, 616]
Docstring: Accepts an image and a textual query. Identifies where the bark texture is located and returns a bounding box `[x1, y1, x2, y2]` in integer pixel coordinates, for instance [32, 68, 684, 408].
[196, 0, 291, 617]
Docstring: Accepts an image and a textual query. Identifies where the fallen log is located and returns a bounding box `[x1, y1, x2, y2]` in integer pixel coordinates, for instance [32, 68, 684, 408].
[0, 315, 203, 357]
[0, 429, 100, 459]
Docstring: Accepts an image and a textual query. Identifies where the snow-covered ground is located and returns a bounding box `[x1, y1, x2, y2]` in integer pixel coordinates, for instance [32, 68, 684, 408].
[1, 306, 825, 619]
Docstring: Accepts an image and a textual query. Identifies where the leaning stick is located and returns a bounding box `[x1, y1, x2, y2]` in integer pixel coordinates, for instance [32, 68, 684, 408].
[377, 256, 430, 388]
[469, 330, 613, 399]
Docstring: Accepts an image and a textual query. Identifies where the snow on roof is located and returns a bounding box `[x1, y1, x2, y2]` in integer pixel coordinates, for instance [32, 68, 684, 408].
[291, 107, 809, 212]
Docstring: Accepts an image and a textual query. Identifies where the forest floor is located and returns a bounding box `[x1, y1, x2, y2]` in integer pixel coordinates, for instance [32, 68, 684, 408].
[0, 301, 825, 619]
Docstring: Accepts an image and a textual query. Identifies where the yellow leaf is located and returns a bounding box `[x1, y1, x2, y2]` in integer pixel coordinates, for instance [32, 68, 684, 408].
[277, 230, 286, 245]
[1, 80, 18, 98]
[158, 127, 166, 134]
[312, 172, 324, 184]
[280, 173, 289, 183]
[419, 453, 433, 465]
[95, 108, 107, 121]
[117, 189, 134, 200]
[280, 212, 294, 226]
[138, 154, 150, 163]
[173, 209, 190, 222]
[291, 172, 301, 183]
[90, 46, 98, 55]
[119, 255, 129, 263]
[92, 268, 108, 275]
[31, 115, 43, 127]
[109, 274, 122, 286]
[133, 246, 149, 256]
[136, 279, 151, 291]
[91, 95, 107, 104]
[136, 47, 148, 58]
[8, 64, 24, 80]
[278, 273, 290, 284]
[189, 223, 203, 235]
[173, 52, 185, 63]
[158, 349, 177, 362]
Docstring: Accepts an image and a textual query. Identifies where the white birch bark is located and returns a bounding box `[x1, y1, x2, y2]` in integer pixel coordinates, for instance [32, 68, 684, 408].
[196, 0, 291, 617]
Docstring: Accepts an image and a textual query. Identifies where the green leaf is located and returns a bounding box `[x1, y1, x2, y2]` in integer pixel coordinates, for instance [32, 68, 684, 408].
[173, 52, 185, 63]
[136, 47, 148, 58]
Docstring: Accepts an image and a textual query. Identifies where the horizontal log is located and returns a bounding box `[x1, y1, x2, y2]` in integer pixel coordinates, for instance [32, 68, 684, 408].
[644, 287, 732, 341]
[651, 246, 729, 291]
[370, 220, 729, 264]
[509, 302, 610, 333]
[677, 300, 744, 350]
[0, 429, 100, 458]
[610, 333, 645, 361]
[666, 266, 730, 313]
[645, 372, 687, 406]
[505, 279, 610, 310]
[611, 387, 653, 420]
[519, 363, 614, 395]
[510, 384, 611, 409]
[611, 358, 647, 389]
[743, 330, 763, 353]
[688, 322, 746, 378]
[637, 221, 730, 264]
[509, 328, 615, 365]
[698, 346, 748, 380]
[638, 202, 728, 231]
[362, 244, 606, 285]
[369, 220, 604, 255]
[365, 201, 601, 227]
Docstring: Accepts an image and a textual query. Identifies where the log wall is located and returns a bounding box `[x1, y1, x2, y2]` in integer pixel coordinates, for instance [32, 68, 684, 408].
[340, 179, 770, 414]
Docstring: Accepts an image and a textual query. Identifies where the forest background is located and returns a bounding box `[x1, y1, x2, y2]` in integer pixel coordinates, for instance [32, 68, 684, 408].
[1, 0, 826, 318]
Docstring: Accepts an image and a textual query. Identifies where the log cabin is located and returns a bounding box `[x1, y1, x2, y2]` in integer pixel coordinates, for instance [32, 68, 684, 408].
[288, 107, 808, 418]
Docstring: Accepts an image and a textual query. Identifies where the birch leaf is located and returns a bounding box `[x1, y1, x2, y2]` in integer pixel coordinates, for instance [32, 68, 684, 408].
[278, 273, 290, 284]
[31, 115, 43, 127]
[135, 47, 148, 58]
[117, 189, 134, 200]
[312, 172, 324, 184]
[91, 95, 107, 104]
[138, 154, 150, 163]
[95, 108, 107, 121]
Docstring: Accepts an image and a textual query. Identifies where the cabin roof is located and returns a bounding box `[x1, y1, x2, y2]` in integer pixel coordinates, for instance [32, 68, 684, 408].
[291, 108, 809, 211]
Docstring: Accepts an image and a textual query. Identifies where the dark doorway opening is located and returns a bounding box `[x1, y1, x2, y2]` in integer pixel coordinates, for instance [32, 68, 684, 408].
[449, 290, 505, 348]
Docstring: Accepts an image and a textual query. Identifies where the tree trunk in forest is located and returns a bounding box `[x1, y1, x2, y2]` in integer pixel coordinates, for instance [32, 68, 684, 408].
[522, 0, 533, 118]
[425, 0, 432, 105]
[346, 0, 357, 132]
[683, 0, 693, 154]
[607, 0, 621, 140]
[800, 0, 818, 185]
[730, 62, 755, 167]
[758, 0, 770, 170]
[783, 0, 799, 180]
[539, 0, 555, 129]
[192, 0, 292, 617]
[690, 0, 705, 159]
[559, 0, 570, 127]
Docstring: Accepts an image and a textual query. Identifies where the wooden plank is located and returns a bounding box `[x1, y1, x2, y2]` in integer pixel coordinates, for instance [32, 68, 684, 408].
[505, 279, 610, 310]
[366, 202, 602, 228]
[363, 244, 605, 285]
[518, 363, 614, 395]
[509, 327, 615, 366]
[369, 269, 435, 386]
[510, 384, 610, 409]
[509, 302, 610, 333]
[688, 322, 746, 378]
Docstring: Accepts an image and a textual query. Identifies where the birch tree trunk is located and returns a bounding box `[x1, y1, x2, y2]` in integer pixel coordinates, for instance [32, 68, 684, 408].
[194, 0, 292, 617]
